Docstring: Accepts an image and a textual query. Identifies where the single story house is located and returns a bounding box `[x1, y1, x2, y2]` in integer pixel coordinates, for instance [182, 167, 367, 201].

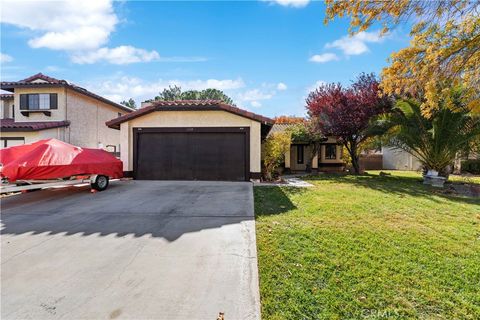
[267, 123, 344, 173]
[0, 73, 133, 153]
[106, 100, 274, 181]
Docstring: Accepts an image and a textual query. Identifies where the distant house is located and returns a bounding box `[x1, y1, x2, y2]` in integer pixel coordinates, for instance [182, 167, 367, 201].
[381, 147, 423, 171]
[267, 123, 344, 173]
[0, 73, 133, 154]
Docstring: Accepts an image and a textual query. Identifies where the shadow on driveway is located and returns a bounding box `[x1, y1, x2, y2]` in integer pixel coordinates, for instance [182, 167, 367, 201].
[1, 180, 254, 241]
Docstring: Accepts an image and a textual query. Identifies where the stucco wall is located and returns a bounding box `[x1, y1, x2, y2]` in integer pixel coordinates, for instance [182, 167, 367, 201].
[1, 99, 14, 119]
[290, 145, 313, 171]
[9, 87, 123, 153]
[65, 89, 123, 152]
[319, 144, 343, 163]
[13, 87, 67, 122]
[119, 110, 262, 174]
[0, 128, 65, 145]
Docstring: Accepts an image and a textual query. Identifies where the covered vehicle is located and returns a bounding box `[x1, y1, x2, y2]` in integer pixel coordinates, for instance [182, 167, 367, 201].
[0, 139, 123, 191]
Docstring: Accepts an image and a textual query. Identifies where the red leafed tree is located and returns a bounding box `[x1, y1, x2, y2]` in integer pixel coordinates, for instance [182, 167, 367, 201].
[306, 73, 392, 174]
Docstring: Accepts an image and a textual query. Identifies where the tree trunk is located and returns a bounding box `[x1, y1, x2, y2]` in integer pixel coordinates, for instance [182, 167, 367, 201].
[351, 154, 361, 174]
[453, 152, 462, 175]
[349, 143, 361, 174]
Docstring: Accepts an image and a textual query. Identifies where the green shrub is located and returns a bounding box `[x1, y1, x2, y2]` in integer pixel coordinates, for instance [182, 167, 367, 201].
[263, 131, 291, 181]
[461, 159, 480, 174]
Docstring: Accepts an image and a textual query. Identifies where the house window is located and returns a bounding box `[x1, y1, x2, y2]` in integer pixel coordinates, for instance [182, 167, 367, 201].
[20, 94, 58, 110]
[118, 112, 122, 117]
[39, 94, 50, 109]
[297, 145, 304, 164]
[28, 94, 39, 110]
[326, 144, 337, 159]
[1, 137, 25, 149]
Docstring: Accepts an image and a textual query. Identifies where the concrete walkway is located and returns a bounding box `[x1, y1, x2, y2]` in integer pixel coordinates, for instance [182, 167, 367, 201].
[1, 181, 260, 320]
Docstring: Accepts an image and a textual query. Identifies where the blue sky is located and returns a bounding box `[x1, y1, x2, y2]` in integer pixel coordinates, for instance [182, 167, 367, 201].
[0, 0, 410, 117]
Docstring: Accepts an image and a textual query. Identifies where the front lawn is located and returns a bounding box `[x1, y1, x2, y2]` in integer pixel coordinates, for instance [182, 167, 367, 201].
[255, 171, 480, 319]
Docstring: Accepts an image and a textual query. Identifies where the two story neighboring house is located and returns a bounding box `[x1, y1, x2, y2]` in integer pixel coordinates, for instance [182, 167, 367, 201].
[0, 73, 133, 154]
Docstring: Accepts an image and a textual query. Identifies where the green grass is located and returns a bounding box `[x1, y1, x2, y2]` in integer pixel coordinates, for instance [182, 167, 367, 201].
[255, 171, 480, 319]
[367, 170, 480, 185]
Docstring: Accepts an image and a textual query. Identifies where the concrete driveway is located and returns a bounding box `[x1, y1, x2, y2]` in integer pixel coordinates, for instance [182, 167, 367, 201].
[1, 181, 260, 320]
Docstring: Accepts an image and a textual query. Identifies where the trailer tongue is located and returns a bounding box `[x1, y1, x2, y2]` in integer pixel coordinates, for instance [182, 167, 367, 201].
[0, 139, 123, 193]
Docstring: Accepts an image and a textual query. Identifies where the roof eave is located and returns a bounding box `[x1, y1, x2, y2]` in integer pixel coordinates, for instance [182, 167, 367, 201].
[0, 82, 134, 113]
[106, 103, 274, 129]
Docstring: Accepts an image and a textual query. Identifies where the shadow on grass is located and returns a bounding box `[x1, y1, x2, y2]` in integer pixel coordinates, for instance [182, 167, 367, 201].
[306, 173, 480, 205]
[254, 186, 301, 217]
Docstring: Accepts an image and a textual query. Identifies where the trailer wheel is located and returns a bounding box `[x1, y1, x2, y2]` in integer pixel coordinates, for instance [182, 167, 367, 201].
[91, 175, 109, 191]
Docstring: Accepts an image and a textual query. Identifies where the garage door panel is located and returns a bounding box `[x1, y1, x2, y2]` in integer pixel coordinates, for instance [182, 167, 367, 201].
[191, 133, 245, 181]
[135, 129, 247, 181]
[136, 133, 193, 180]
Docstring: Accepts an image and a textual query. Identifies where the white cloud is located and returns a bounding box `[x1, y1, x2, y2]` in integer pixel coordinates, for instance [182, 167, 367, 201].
[263, 0, 310, 8]
[156, 56, 208, 62]
[277, 82, 288, 91]
[1, 0, 202, 65]
[1, 0, 117, 51]
[44, 66, 64, 72]
[309, 53, 339, 63]
[71, 46, 160, 65]
[325, 31, 386, 56]
[238, 89, 274, 102]
[235, 88, 277, 110]
[0, 53, 13, 63]
[86, 75, 245, 103]
[306, 80, 326, 93]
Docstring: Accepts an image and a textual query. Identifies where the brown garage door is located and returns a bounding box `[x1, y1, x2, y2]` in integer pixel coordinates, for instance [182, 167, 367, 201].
[134, 127, 249, 181]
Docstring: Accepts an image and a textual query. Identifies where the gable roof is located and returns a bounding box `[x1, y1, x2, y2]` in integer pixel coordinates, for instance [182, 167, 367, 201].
[0, 118, 70, 132]
[106, 100, 275, 130]
[268, 123, 297, 135]
[1, 73, 134, 113]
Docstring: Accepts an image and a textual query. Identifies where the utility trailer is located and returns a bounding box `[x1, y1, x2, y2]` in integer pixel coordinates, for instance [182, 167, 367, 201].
[0, 174, 110, 194]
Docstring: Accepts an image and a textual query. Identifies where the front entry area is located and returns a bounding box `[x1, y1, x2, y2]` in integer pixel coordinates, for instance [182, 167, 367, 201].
[134, 127, 249, 181]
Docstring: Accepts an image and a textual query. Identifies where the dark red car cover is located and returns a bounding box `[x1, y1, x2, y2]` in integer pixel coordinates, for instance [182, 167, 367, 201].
[0, 139, 123, 182]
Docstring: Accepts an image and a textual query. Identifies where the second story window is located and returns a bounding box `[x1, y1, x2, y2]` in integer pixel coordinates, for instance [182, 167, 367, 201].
[20, 94, 58, 110]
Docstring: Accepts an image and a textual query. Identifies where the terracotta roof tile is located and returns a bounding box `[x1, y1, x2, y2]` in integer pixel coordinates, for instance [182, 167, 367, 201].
[1, 73, 134, 113]
[106, 100, 275, 129]
[19, 73, 64, 84]
[0, 118, 70, 132]
[0, 94, 13, 100]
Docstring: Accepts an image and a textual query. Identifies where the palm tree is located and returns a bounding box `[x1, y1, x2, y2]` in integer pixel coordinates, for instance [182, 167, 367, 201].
[374, 96, 480, 177]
